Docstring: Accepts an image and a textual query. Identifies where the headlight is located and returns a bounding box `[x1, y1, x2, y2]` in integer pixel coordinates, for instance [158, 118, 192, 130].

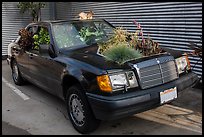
[109, 73, 128, 89]
[97, 71, 138, 93]
[175, 55, 191, 74]
[125, 71, 138, 88]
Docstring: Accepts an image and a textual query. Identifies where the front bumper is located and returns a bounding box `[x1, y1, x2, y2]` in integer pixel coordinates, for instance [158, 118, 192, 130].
[86, 72, 199, 120]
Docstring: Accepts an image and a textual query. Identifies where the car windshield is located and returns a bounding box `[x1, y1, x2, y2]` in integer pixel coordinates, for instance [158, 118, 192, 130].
[52, 20, 114, 49]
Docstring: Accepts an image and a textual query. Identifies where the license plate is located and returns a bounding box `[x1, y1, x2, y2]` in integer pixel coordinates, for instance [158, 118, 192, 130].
[160, 87, 177, 104]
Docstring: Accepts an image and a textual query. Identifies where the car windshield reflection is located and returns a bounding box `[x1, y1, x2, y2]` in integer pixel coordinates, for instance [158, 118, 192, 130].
[52, 20, 114, 50]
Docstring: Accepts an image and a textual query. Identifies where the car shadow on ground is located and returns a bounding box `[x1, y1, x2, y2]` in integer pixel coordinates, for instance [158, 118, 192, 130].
[24, 82, 202, 135]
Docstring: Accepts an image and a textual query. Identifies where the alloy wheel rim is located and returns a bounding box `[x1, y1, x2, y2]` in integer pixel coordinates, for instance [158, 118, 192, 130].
[69, 93, 85, 127]
[12, 63, 19, 81]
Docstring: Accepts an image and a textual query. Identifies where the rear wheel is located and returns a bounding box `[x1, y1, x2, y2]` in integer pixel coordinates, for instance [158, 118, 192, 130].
[11, 60, 25, 85]
[66, 85, 100, 134]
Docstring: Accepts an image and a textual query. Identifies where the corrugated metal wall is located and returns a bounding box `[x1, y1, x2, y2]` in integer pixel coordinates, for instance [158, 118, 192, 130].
[55, 2, 202, 79]
[56, 2, 71, 20]
[2, 2, 51, 57]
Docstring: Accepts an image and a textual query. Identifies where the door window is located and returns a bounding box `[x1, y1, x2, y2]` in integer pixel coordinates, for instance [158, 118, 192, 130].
[31, 26, 51, 55]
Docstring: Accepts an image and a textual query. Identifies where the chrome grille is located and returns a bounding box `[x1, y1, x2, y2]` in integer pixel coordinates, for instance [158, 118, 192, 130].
[134, 56, 179, 89]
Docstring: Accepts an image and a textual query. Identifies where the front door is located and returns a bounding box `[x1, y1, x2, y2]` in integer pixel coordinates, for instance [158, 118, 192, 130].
[27, 25, 62, 95]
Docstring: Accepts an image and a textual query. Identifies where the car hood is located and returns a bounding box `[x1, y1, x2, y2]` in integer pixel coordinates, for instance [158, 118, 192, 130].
[59, 44, 171, 71]
[59, 44, 132, 70]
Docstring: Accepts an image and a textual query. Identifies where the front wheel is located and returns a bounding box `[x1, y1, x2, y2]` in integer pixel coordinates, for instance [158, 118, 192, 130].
[11, 60, 25, 85]
[66, 85, 100, 134]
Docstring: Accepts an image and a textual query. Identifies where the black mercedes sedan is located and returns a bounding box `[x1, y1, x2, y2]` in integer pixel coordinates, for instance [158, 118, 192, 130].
[8, 19, 199, 134]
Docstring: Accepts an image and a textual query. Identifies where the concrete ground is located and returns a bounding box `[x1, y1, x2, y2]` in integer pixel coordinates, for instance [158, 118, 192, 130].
[2, 60, 202, 135]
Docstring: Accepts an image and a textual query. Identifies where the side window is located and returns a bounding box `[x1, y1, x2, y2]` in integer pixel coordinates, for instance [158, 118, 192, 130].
[31, 26, 50, 55]
[27, 26, 34, 35]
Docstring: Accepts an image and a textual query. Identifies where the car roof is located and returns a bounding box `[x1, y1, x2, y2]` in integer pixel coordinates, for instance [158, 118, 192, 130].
[28, 19, 107, 26]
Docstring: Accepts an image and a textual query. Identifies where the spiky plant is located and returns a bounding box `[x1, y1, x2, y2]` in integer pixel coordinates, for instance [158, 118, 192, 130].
[98, 27, 129, 54]
[103, 44, 143, 65]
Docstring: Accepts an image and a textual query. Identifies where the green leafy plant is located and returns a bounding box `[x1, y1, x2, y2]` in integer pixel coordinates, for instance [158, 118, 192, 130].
[103, 44, 142, 65]
[17, 2, 46, 22]
[79, 26, 105, 44]
[98, 20, 162, 58]
[33, 27, 50, 49]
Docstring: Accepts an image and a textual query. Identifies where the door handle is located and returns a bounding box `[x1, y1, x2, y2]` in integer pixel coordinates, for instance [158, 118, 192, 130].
[29, 53, 33, 59]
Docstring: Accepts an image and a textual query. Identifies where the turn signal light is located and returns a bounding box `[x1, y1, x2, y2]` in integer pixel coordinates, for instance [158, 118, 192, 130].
[185, 54, 191, 70]
[97, 75, 112, 92]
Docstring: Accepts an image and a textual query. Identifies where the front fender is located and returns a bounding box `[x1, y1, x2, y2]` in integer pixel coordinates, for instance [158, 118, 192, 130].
[57, 56, 106, 94]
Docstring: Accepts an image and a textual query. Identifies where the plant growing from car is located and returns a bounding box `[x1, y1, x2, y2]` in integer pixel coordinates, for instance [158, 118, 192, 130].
[98, 27, 129, 54]
[33, 27, 50, 50]
[131, 20, 162, 56]
[18, 28, 34, 50]
[97, 27, 143, 64]
[98, 20, 162, 64]
[103, 44, 143, 65]
[8, 19, 198, 134]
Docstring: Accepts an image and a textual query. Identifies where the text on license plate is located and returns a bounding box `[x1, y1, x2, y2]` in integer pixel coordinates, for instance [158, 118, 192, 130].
[160, 87, 177, 104]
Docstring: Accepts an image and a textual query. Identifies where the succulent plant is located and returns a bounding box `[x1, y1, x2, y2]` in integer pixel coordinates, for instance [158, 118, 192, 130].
[103, 44, 142, 65]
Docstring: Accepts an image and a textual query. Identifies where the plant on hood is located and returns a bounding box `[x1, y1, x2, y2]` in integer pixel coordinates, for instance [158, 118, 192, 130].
[103, 43, 142, 65]
[98, 19, 162, 64]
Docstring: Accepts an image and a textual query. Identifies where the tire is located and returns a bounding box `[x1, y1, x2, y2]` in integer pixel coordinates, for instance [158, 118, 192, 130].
[66, 85, 100, 134]
[11, 60, 25, 85]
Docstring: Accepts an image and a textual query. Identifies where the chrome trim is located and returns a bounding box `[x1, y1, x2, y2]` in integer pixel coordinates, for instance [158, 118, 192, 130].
[134, 56, 179, 89]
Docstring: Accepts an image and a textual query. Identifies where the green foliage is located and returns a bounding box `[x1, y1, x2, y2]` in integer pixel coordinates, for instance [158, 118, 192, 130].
[33, 27, 50, 49]
[104, 44, 143, 65]
[97, 24, 163, 64]
[98, 27, 129, 54]
[79, 26, 105, 44]
[98, 26, 162, 57]
[17, 2, 46, 22]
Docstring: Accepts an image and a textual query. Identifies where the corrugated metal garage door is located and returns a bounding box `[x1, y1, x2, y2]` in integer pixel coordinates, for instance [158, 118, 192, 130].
[56, 2, 71, 20]
[2, 2, 51, 57]
[56, 2, 202, 79]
